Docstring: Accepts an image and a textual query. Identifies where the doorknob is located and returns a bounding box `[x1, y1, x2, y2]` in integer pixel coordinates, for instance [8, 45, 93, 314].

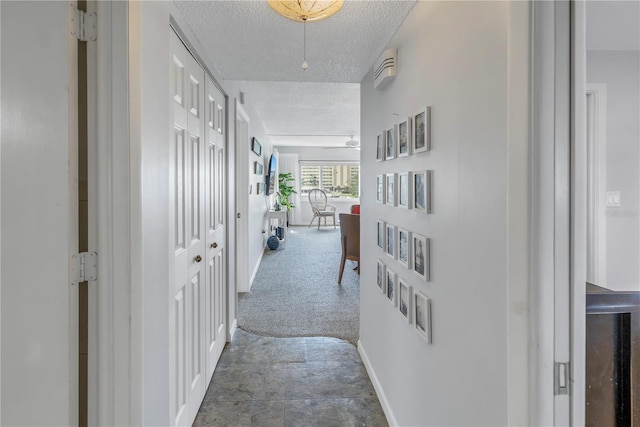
[194, 255, 202, 263]
[211, 242, 218, 249]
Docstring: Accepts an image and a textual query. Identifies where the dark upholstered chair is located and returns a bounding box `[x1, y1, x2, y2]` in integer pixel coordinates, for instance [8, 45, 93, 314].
[338, 213, 360, 284]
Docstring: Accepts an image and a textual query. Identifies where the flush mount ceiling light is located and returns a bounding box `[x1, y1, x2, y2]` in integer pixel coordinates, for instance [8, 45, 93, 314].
[268, 0, 344, 70]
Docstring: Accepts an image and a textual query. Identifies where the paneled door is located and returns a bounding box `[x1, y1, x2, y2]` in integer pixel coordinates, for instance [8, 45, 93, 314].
[204, 76, 227, 382]
[169, 30, 206, 427]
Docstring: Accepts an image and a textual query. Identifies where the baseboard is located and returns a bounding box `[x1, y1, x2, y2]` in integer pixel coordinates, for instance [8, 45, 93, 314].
[248, 243, 266, 291]
[358, 340, 399, 427]
[228, 319, 237, 342]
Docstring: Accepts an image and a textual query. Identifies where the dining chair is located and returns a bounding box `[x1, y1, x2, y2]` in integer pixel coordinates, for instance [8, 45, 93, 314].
[338, 213, 360, 284]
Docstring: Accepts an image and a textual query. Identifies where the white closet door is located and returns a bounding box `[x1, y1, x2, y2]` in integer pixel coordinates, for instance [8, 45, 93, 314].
[204, 76, 227, 382]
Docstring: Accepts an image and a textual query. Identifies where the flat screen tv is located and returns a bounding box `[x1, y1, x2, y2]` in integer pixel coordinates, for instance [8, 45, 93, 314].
[265, 154, 277, 196]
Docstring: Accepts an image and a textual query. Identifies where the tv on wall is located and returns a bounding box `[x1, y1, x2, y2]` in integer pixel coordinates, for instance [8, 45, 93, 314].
[265, 154, 277, 196]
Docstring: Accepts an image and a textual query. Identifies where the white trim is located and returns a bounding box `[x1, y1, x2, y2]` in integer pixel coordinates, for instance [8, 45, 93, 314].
[249, 244, 266, 289]
[235, 102, 251, 293]
[299, 160, 360, 166]
[571, 1, 587, 424]
[228, 319, 238, 342]
[585, 83, 607, 285]
[357, 341, 399, 427]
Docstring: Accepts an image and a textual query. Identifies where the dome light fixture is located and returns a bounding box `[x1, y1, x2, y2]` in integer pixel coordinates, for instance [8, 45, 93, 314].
[267, 0, 344, 70]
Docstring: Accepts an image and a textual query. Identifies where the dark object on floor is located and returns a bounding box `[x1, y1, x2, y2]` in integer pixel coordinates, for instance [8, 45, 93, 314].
[338, 213, 360, 284]
[267, 235, 280, 250]
[276, 226, 284, 240]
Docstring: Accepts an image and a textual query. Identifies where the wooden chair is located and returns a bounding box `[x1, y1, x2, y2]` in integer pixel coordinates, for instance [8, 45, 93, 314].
[338, 213, 360, 284]
[308, 188, 336, 229]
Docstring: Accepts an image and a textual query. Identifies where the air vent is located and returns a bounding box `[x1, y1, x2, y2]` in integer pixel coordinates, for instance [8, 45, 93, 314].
[374, 48, 397, 90]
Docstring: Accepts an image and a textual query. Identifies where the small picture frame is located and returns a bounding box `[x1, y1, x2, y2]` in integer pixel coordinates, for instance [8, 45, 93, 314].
[386, 224, 396, 259]
[385, 126, 396, 160]
[386, 173, 396, 206]
[399, 279, 412, 322]
[413, 233, 430, 281]
[377, 220, 386, 250]
[413, 107, 431, 153]
[257, 182, 264, 194]
[377, 260, 386, 292]
[398, 228, 411, 269]
[398, 118, 411, 157]
[376, 175, 385, 204]
[413, 170, 432, 213]
[398, 172, 411, 209]
[254, 161, 263, 175]
[251, 137, 262, 156]
[386, 268, 397, 305]
[376, 133, 385, 162]
[414, 291, 432, 343]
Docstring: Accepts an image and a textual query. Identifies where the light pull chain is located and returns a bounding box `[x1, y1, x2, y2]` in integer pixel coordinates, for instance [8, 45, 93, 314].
[302, 17, 308, 70]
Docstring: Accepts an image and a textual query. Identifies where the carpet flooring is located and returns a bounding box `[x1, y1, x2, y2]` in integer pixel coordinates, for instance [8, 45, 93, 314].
[238, 225, 360, 344]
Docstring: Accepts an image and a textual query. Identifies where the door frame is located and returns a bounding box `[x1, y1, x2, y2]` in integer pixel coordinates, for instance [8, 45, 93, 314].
[235, 102, 250, 293]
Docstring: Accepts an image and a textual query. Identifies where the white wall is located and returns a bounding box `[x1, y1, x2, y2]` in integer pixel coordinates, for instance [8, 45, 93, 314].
[276, 146, 360, 225]
[359, 2, 528, 425]
[587, 50, 640, 291]
[225, 81, 275, 289]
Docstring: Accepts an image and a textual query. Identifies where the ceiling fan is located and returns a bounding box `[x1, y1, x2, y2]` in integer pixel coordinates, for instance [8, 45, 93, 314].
[324, 135, 360, 150]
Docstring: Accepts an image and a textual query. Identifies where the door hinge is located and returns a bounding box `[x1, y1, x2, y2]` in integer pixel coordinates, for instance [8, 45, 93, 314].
[70, 5, 97, 42]
[554, 361, 570, 395]
[72, 252, 98, 284]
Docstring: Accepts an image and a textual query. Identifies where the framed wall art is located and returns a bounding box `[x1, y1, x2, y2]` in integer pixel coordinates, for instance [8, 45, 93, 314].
[414, 291, 432, 343]
[251, 137, 262, 156]
[385, 126, 396, 160]
[413, 233, 430, 281]
[386, 268, 397, 305]
[376, 175, 385, 204]
[398, 172, 411, 209]
[413, 107, 431, 153]
[386, 224, 396, 259]
[398, 117, 411, 157]
[413, 170, 432, 213]
[257, 182, 264, 194]
[377, 220, 386, 250]
[254, 161, 263, 175]
[386, 173, 396, 206]
[398, 279, 412, 322]
[377, 259, 386, 292]
[376, 133, 385, 162]
[398, 228, 411, 269]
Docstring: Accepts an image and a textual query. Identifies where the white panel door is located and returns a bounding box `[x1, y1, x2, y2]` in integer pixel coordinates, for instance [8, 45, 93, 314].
[204, 76, 226, 382]
[1, 1, 78, 425]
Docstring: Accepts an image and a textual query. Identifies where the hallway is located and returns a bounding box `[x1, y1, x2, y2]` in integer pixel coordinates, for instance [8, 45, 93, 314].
[194, 329, 387, 426]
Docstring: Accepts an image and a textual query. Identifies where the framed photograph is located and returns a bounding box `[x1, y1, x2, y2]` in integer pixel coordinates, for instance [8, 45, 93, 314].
[377, 220, 386, 250]
[398, 228, 411, 268]
[386, 173, 396, 206]
[413, 107, 431, 153]
[386, 224, 396, 259]
[376, 133, 385, 162]
[399, 279, 412, 322]
[413, 170, 432, 213]
[376, 175, 385, 204]
[251, 137, 262, 156]
[254, 161, 263, 175]
[414, 291, 432, 343]
[413, 233, 430, 281]
[398, 172, 411, 208]
[257, 182, 264, 194]
[398, 118, 411, 157]
[386, 268, 397, 305]
[385, 126, 396, 160]
[377, 260, 386, 292]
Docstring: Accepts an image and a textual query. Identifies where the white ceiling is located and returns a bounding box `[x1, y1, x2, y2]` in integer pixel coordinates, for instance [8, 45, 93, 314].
[174, 1, 416, 149]
[587, 0, 640, 51]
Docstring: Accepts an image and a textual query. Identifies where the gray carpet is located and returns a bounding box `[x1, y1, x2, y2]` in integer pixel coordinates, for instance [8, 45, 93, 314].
[238, 225, 360, 344]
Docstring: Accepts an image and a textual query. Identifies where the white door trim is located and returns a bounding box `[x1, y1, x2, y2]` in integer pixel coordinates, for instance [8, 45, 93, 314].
[235, 102, 250, 293]
[585, 84, 607, 286]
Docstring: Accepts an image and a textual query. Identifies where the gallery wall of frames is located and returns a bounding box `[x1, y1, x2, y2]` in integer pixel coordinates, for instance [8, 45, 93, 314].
[375, 107, 433, 344]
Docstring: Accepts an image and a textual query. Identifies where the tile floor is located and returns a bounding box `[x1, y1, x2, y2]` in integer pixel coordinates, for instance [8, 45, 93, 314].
[193, 329, 389, 427]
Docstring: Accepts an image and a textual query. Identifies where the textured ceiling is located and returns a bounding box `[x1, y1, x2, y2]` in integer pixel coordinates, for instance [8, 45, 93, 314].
[238, 81, 360, 147]
[174, 0, 415, 149]
[174, 0, 416, 83]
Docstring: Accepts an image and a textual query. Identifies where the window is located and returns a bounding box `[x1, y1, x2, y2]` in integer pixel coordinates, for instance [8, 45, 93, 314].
[300, 163, 360, 199]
